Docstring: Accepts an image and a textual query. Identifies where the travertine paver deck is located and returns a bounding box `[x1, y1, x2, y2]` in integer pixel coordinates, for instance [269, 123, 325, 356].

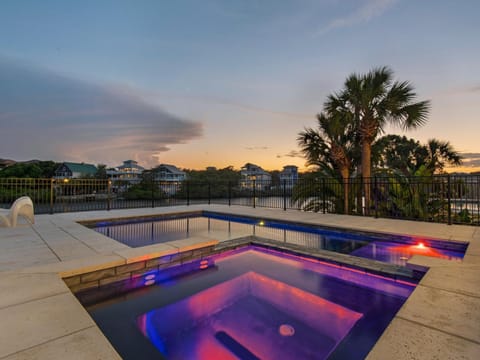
[0, 204, 479, 359]
[0, 292, 97, 358]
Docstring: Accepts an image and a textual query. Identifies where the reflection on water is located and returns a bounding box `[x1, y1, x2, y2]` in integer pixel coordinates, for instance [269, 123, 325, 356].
[92, 215, 465, 266]
[93, 216, 368, 254]
[350, 241, 464, 266]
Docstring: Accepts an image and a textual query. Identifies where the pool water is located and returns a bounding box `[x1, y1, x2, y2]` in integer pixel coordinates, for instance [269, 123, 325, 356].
[90, 212, 466, 266]
[350, 240, 461, 264]
[87, 246, 415, 360]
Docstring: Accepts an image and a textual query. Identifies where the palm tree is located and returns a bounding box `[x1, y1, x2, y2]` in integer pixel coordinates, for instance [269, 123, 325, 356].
[422, 139, 462, 174]
[297, 111, 356, 214]
[326, 66, 431, 212]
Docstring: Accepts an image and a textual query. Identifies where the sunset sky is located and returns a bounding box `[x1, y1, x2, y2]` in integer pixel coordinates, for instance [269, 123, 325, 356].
[1, 0, 479, 172]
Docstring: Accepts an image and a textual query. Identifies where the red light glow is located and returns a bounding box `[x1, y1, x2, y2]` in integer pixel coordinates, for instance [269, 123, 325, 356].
[191, 333, 238, 360]
[389, 243, 441, 258]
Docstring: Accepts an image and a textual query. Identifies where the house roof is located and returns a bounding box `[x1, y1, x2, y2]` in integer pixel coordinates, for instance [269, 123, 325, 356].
[121, 160, 141, 166]
[0, 159, 16, 168]
[60, 162, 97, 174]
[242, 162, 260, 169]
[118, 162, 144, 171]
[241, 163, 270, 176]
[155, 164, 185, 175]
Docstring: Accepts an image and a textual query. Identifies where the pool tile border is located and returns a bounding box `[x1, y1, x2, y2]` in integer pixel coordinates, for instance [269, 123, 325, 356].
[64, 239, 218, 295]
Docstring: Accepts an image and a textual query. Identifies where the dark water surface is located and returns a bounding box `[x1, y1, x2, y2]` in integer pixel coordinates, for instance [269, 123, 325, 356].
[91, 212, 466, 266]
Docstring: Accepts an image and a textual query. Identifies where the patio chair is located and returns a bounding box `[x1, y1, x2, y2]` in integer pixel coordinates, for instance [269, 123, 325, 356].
[0, 196, 35, 227]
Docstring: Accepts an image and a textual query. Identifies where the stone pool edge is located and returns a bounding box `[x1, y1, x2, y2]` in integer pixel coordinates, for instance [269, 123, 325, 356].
[1, 205, 479, 359]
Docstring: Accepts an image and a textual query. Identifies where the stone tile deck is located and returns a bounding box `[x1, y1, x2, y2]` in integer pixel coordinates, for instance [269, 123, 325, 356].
[0, 205, 479, 359]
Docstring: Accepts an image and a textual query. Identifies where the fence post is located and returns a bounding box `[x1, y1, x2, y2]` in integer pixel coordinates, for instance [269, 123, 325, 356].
[228, 181, 231, 206]
[49, 178, 54, 214]
[151, 178, 155, 208]
[360, 176, 364, 215]
[107, 180, 111, 211]
[374, 176, 378, 219]
[477, 176, 479, 222]
[208, 182, 211, 205]
[253, 180, 256, 208]
[283, 179, 287, 211]
[447, 174, 452, 225]
[322, 178, 326, 214]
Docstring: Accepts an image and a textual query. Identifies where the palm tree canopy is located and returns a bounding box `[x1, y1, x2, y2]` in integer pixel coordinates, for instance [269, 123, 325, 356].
[337, 66, 431, 143]
[297, 126, 330, 169]
[297, 111, 357, 175]
[424, 138, 463, 173]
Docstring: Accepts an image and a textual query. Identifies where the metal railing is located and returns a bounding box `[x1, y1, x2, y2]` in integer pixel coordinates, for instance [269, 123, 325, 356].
[1, 175, 479, 225]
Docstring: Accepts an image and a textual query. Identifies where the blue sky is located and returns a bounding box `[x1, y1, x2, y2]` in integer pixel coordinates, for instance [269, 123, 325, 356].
[1, 0, 479, 171]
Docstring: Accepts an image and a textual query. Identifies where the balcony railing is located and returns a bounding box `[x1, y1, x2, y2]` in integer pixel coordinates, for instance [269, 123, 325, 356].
[1, 175, 479, 225]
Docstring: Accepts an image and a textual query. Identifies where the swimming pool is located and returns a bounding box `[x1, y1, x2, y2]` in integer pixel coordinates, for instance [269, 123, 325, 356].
[86, 245, 415, 360]
[87, 211, 466, 267]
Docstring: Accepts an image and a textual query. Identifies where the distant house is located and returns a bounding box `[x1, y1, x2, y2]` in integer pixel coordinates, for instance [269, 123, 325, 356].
[240, 163, 272, 190]
[152, 164, 187, 195]
[54, 162, 97, 179]
[107, 160, 144, 184]
[0, 159, 16, 170]
[279, 165, 299, 188]
[152, 164, 186, 182]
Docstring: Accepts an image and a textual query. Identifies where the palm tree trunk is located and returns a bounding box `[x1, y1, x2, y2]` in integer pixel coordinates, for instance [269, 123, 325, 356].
[361, 142, 371, 214]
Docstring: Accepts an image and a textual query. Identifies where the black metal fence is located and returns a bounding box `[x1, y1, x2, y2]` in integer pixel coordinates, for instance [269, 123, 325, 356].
[1, 175, 479, 225]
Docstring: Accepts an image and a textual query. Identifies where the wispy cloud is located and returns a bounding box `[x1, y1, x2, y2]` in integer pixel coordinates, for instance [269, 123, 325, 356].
[245, 146, 270, 151]
[467, 85, 480, 93]
[459, 153, 480, 167]
[316, 0, 398, 36]
[141, 91, 313, 119]
[276, 150, 303, 159]
[0, 58, 202, 167]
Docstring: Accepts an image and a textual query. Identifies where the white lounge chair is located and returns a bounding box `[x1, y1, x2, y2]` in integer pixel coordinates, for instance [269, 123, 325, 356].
[0, 196, 35, 227]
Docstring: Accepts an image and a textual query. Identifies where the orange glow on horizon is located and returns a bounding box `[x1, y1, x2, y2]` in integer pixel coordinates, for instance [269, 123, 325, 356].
[445, 165, 480, 174]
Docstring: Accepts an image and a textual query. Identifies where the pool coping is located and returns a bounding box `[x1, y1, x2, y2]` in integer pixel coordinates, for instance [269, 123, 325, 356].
[0, 204, 479, 359]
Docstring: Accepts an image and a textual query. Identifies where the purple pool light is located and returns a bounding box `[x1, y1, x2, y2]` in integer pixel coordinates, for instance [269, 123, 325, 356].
[137, 271, 363, 359]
